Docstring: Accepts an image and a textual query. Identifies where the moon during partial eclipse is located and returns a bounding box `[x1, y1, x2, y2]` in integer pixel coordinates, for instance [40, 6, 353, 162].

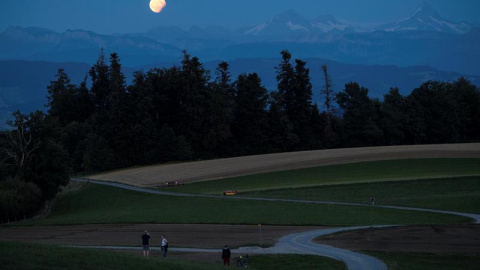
[150, 0, 166, 13]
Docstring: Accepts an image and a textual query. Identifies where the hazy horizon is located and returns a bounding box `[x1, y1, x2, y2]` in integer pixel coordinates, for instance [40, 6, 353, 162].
[1, 0, 479, 35]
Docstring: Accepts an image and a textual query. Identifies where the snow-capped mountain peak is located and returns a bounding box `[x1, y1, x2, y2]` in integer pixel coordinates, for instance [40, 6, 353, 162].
[410, 1, 440, 18]
[311, 15, 352, 33]
[244, 9, 312, 36]
[379, 1, 472, 34]
[243, 9, 357, 37]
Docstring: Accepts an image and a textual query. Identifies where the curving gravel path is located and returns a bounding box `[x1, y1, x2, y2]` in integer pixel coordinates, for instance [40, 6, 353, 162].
[73, 178, 480, 270]
[269, 227, 388, 270]
[72, 227, 388, 270]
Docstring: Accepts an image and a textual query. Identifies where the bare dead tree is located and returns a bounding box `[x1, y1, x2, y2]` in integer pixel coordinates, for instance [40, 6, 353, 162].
[320, 64, 337, 148]
[321, 64, 334, 114]
[0, 112, 40, 169]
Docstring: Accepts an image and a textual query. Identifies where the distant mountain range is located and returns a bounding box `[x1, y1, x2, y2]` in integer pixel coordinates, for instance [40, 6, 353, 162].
[241, 9, 355, 37]
[140, 2, 475, 41]
[1, 2, 478, 75]
[379, 2, 473, 34]
[0, 1, 479, 125]
[0, 26, 181, 67]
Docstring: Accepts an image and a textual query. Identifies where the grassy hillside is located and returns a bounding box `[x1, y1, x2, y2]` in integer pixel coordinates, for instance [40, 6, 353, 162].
[21, 184, 470, 226]
[243, 176, 480, 213]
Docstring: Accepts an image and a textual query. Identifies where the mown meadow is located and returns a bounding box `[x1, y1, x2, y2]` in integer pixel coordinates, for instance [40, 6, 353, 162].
[21, 183, 471, 226]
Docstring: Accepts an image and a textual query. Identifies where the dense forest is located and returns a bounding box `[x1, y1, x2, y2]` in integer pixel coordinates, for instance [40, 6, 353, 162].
[1, 50, 479, 222]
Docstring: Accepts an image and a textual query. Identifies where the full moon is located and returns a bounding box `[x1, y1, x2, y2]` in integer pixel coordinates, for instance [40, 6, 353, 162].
[150, 0, 166, 13]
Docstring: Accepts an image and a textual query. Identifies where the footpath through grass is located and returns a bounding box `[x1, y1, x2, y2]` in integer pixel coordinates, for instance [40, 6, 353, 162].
[0, 241, 227, 270]
[244, 176, 480, 214]
[19, 183, 471, 226]
[365, 251, 480, 270]
[0, 242, 346, 270]
[167, 158, 480, 195]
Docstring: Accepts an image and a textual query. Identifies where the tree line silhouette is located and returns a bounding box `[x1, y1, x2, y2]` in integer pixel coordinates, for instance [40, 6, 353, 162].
[1, 50, 479, 222]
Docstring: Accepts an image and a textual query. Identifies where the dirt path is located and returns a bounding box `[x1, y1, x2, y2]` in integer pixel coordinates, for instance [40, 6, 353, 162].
[88, 143, 480, 187]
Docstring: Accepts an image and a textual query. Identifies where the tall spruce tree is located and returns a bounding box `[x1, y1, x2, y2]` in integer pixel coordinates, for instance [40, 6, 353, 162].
[108, 53, 134, 166]
[276, 50, 296, 118]
[46, 69, 74, 125]
[274, 50, 297, 149]
[206, 62, 235, 156]
[232, 73, 269, 155]
[46, 70, 94, 125]
[89, 49, 111, 110]
[450, 77, 480, 142]
[109, 53, 127, 111]
[380, 88, 407, 145]
[292, 59, 314, 150]
[267, 91, 296, 152]
[180, 51, 211, 157]
[336, 82, 383, 147]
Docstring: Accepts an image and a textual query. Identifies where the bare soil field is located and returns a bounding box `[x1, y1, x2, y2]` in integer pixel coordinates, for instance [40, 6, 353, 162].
[2, 223, 305, 264]
[0, 223, 323, 248]
[88, 143, 480, 187]
[2, 224, 479, 260]
[316, 224, 480, 254]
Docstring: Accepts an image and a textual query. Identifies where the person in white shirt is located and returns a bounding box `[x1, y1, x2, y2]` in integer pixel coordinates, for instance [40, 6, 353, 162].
[161, 235, 168, 258]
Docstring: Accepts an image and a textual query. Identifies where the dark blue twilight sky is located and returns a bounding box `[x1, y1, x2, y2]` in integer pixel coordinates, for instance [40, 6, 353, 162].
[1, 0, 479, 34]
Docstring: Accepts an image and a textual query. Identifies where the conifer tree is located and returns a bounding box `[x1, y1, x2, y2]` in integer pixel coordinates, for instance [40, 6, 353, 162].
[89, 48, 111, 110]
[292, 59, 314, 149]
[206, 62, 235, 156]
[232, 73, 269, 155]
[336, 82, 383, 147]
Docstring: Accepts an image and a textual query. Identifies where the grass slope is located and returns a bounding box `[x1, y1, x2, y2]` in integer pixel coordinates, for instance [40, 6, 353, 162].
[243, 176, 480, 213]
[22, 184, 470, 226]
[0, 241, 347, 270]
[167, 159, 480, 194]
[248, 254, 346, 270]
[0, 241, 227, 270]
[365, 251, 480, 270]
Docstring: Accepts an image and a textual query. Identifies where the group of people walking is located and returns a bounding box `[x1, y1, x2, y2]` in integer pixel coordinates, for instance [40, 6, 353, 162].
[222, 245, 249, 267]
[142, 231, 247, 267]
[141, 231, 168, 258]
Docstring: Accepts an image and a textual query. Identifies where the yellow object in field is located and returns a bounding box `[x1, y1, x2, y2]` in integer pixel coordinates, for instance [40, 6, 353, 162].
[222, 190, 238, 196]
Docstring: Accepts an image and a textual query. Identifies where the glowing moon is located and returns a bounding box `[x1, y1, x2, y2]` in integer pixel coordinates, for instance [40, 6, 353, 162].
[150, 0, 166, 13]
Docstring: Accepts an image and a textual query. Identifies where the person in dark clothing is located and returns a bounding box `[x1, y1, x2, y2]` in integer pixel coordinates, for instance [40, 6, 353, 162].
[141, 230, 151, 256]
[369, 196, 376, 205]
[222, 245, 231, 266]
[236, 254, 249, 267]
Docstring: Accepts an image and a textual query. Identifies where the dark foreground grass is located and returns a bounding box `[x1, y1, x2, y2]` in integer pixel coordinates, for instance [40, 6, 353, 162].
[244, 176, 480, 213]
[19, 184, 471, 226]
[0, 242, 347, 270]
[168, 159, 480, 194]
[365, 251, 480, 270]
[247, 254, 346, 270]
[0, 241, 226, 270]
